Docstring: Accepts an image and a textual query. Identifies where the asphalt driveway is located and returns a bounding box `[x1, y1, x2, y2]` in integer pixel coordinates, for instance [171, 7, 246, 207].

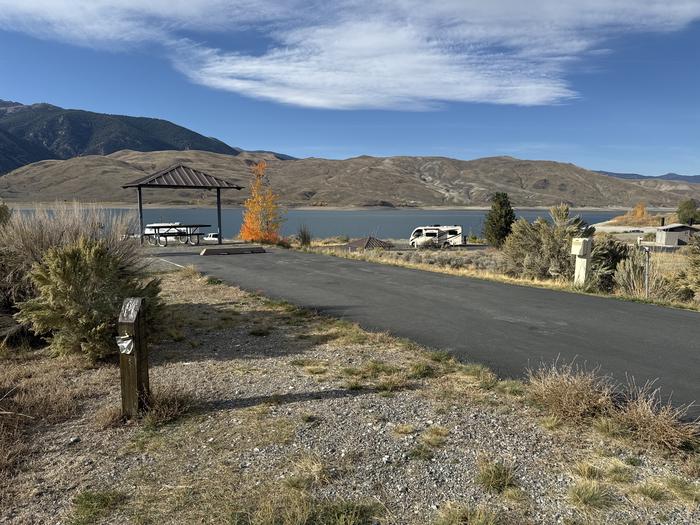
[156, 247, 700, 415]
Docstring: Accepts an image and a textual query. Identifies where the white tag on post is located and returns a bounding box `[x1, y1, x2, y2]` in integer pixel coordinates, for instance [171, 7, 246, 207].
[116, 335, 134, 355]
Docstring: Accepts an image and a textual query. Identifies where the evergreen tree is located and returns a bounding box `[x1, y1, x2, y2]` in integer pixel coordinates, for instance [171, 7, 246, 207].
[483, 192, 516, 247]
[677, 198, 699, 225]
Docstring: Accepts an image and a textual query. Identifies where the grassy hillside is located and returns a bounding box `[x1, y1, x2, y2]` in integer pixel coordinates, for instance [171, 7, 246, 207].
[2, 149, 699, 207]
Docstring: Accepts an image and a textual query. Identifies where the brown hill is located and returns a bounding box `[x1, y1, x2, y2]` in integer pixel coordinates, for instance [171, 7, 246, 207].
[1, 150, 698, 207]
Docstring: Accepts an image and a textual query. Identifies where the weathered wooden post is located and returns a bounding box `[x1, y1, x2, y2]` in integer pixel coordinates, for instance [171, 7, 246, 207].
[116, 297, 150, 418]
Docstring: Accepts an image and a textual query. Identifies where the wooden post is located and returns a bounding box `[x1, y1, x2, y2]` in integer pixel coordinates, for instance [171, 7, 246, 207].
[216, 188, 223, 245]
[137, 187, 144, 245]
[117, 297, 150, 418]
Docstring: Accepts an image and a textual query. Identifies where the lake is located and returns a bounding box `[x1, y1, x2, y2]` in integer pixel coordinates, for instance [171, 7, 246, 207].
[128, 207, 620, 240]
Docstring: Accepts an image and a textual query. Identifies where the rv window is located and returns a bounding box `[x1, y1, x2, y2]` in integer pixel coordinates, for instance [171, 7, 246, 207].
[448, 230, 459, 236]
[425, 231, 437, 237]
[412, 229, 423, 237]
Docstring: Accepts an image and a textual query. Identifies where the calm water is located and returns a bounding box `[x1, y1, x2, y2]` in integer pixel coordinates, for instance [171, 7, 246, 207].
[125, 207, 620, 240]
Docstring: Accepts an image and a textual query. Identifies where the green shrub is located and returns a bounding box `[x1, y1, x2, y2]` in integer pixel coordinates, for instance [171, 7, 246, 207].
[0, 202, 138, 307]
[677, 198, 700, 225]
[16, 238, 160, 360]
[483, 192, 515, 248]
[588, 234, 630, 292]
[502, 204, 593, 280]
[0, 202, 10, 227]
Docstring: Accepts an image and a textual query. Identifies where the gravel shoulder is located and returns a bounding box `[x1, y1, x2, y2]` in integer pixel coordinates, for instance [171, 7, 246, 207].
[1, 268, 698, 524]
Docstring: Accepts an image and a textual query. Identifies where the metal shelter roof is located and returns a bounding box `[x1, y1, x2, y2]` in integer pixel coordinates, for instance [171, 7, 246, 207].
[122, 164, 243, 190]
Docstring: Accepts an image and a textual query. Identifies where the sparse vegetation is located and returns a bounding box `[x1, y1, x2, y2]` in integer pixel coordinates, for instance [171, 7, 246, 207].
[528, 361, 700, 451]
[3, 267, 699, 524]
[634, 481, 670, 502]
[527, 362, 613, 422]
[568, 480, 615, 510]
[141, 385, 194, 430]
[433, 503, 499, 525]
[69, 490, 128, 525]
[476, 459, 516, 493]
[297, 224, 313, 247]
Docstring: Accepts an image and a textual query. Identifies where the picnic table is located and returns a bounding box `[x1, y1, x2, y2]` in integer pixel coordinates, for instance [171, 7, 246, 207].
[144, 223, 211, 247]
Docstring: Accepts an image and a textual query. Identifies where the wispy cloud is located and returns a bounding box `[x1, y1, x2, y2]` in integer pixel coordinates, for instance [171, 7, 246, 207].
[1, 1, 699, 109]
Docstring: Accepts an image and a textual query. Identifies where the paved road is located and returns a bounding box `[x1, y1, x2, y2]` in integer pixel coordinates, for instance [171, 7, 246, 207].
[157, 247, 700, 415]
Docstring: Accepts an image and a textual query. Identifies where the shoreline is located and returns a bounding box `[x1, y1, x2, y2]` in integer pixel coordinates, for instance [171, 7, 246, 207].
[2, 200, 669, 213]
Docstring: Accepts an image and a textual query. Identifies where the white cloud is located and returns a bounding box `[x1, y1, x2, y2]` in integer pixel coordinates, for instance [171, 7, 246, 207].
[1, 1, 699, 109]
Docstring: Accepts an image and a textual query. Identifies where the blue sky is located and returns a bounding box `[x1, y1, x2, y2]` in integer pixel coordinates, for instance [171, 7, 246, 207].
[1, 1, 699, 175]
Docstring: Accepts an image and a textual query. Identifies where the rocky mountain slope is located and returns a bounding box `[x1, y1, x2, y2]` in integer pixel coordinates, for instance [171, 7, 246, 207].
[1, 149, 698, 207]
[0, 99, 290, 173]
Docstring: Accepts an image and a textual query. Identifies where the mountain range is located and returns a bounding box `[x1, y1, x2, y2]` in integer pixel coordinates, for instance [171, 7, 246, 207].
[0, 99, 698, 208]
[597, 170, 700, 183]
[0, 99, 291, 174]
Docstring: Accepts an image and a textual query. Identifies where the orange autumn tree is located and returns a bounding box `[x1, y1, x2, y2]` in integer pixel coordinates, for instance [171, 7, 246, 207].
[239, 160, 283, 243]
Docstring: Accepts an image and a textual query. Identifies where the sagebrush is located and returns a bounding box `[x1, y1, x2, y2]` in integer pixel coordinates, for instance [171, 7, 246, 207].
[16, 237, 160, 359]
[0, 203, 138, 307]
[502, 204, 593, 280]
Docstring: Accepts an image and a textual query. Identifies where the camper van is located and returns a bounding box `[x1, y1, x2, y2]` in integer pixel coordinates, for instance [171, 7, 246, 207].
[409, 225, 465, 248]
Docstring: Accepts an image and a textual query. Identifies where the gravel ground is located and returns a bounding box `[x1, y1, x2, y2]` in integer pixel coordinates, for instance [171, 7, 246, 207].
[1, 268, 698, 524]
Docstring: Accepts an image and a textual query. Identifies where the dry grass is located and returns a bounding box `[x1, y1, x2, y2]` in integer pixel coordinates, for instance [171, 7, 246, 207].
[69, 490, 129, 525]
[475, 459, 516, 493]
[421, 426, 450, 447]
[528, 362, 700, 452]
[228, 488, 382, 525]
[433, 503, 500, 525]
[283, 454, 333, 490]
[573, 461, 603, 480]
[664, 476, 700, 503]
[0, 351, 106, 479]
[527, 361, 613, 423]
[142, 385, 194, 429]
[568, 480, 616, 510]
[613, 382, 700, 451]
[633, 481, 671, 502]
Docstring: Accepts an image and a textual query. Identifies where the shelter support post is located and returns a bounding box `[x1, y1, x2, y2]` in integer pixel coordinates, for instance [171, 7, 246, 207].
[137, 187, 144, 245]
[216, 188, 222, 245]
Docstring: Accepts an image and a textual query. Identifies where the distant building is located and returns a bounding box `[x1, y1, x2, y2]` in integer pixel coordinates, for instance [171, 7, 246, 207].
[655, 223, 700, 246]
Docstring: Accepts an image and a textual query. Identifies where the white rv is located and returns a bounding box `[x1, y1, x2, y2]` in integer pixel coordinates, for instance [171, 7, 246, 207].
[409, 225, 465, 248]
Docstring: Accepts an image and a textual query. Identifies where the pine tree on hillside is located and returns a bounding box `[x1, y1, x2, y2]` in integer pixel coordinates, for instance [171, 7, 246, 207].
[483, 192, 516, 247]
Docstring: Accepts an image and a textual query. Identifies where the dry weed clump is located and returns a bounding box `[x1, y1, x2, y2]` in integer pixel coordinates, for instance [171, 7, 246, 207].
[613, 381, 700, 451]
[142, 385, 195, 429]
[527, 362, 613, 422]
[528, 362, 700, 452]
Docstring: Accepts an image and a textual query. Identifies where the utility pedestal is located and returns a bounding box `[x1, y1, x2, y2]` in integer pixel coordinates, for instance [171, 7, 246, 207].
[571, 237, 592, 287]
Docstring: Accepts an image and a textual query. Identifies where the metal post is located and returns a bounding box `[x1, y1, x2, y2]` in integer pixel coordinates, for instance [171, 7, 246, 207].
[216, 188, 222, 245]
[644, 247, 651, 299]
[137, 187, 144, 245]
[117, 298, 150, 418]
